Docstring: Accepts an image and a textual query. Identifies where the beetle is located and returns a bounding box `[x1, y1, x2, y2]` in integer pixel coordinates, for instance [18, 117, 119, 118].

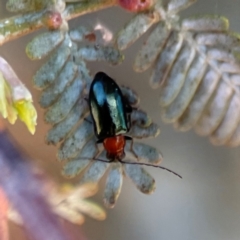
[88, 71, 133, 161]
[87, 72, 182, 178]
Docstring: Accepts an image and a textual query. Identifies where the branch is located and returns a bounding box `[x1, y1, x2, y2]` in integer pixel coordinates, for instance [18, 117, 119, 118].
[0, 11, 45, 46]
[64, 0, 116, 20]
[0, 0, 116, 47]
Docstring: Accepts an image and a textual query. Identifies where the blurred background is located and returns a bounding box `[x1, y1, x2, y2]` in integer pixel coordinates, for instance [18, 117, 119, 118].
[1, 0, 240, 239]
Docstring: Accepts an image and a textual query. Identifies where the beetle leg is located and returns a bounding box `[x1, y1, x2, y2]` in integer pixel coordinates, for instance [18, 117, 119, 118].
[124, 136, 132, 141]
[122, 96, 133, 113]
[96, 139, 104, 144]
[83, 118, 92, 124]
[83, 97, 91, 124]
[131, 106, 139, 111]
[125, 103, 133, 113]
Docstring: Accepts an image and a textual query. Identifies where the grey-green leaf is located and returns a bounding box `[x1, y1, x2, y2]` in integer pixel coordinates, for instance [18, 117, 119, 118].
[80, 160, 110, 184]
[33, 45, 70, 89]
[45, 77, 85, 124]
[26, 31, 64, 60]
[40, 61, 78, 108]
[195, 81, 234, 136]
[116, 12, 159, 51]
[167, 0, 197, 14]
[182, 15, 229, 32]
[103, 163, 123, 208]
[62, 138, 98, 178]
[162, 56, 207, 123]
[124, 164, 156, 194]
[210, 93, 240, 145]
[75, 46, 124, 65]
[134, 22, 171, 72]
[150, 31, 184, 89]
[131, 142, 163, 164]
[46, 99, 89, 145]
[70, 26, 93, 42]
[129, 123, 160, 138]
[57, 120, 93, 160]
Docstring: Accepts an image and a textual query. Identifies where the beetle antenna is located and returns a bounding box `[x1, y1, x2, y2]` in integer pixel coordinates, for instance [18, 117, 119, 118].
[119, 160, 182, 179]
[77, 157, 182, 179]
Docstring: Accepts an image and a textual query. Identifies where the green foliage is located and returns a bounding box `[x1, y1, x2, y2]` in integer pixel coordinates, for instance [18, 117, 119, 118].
[2, 0, 240, 209]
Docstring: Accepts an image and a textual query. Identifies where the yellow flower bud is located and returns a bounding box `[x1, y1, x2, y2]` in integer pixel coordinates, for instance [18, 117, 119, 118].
[14, 100, 37, 135]
[0, 57, 37, 134]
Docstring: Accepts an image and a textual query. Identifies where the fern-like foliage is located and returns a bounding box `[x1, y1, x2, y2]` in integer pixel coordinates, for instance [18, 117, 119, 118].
[26, 15, 163, 207]
[8, 181, 106, 225]
[8, 0, 240, 207]
[6, 0, 49, 13]
[116, 0, 240, 147]
[5, 1, 240, 149]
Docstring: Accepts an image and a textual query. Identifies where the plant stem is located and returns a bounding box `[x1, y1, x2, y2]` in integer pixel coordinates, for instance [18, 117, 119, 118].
[64, 0, 116, 20]
[0, 11, 46, 46]
[0, 0, 116, 46]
